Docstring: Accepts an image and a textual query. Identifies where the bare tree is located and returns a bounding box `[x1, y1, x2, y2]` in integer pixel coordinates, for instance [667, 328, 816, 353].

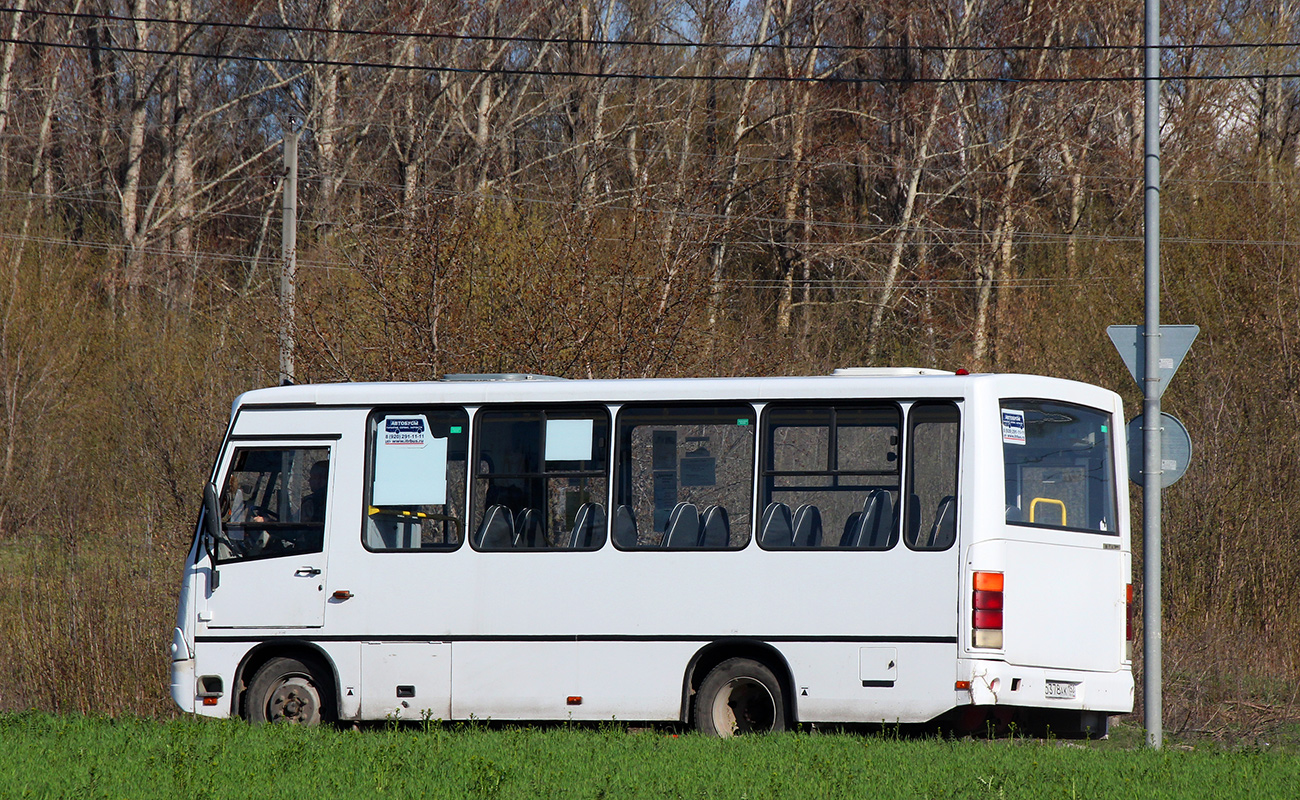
[770, 0, 828, 334]
[866, 0, 976, 360]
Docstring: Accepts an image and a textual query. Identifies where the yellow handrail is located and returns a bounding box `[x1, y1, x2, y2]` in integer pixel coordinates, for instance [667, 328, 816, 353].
[1029, 497, 1067, 526]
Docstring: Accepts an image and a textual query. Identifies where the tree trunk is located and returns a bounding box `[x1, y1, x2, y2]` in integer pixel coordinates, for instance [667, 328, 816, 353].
[709, 0, 774, 329]
[316, 0, 343, 222]
[774, 0, 824, 334]
[0, 0, 28, 191]
[168, 0, 195, 310]
[120, 0, 151, 298]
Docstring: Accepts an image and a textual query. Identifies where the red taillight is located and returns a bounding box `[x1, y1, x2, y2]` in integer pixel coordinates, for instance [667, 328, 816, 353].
[1125, 583, 1134, 660]
[1125, 584, 1134, 640]
[973, 590, 1003, 610]
[972, 571, 1004, 649]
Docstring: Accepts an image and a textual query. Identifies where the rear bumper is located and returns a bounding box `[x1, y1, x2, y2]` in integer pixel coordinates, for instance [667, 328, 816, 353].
[960, 659, 1134, 714]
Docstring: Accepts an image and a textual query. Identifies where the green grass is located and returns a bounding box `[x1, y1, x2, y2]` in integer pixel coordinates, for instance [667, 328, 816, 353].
[2, 715, 1299, 799]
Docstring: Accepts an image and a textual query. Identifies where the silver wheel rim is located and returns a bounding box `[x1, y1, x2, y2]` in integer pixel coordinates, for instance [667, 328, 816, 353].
[710, 676, 776, 737]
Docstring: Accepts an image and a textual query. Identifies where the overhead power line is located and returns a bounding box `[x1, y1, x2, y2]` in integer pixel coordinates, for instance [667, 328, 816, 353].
[10, 7, 1300, 56]
[8, 34, 1300, 84]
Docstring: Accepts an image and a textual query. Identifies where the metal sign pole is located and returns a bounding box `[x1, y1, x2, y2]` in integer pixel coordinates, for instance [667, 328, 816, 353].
[1143, 0, 1163, 750]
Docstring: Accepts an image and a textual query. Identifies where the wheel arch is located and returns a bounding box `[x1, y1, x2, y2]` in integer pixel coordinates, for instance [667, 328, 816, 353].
[233, 639, 339, 720]
[680, 640, 798, 725]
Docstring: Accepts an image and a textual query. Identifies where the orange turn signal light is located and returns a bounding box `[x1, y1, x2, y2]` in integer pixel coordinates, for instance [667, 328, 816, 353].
[973, 571, 1004, 592]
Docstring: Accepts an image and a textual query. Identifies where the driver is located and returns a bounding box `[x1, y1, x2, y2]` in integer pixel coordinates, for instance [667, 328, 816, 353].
[300, 460, 329, 523]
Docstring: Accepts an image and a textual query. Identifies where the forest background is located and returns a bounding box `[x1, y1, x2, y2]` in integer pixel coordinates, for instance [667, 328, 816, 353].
[0, 0, 1297, 737]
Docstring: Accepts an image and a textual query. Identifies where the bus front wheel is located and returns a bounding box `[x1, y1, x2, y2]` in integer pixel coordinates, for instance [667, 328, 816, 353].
[694, 657, 785, 737]
[244, 656, 334, 725]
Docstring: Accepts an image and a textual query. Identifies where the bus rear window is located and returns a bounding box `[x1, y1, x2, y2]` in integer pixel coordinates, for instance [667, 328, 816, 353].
[1001, 400, 1116, 534]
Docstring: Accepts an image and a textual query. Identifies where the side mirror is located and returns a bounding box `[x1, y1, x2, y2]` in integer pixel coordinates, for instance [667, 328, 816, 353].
[202, 482, 222, 560]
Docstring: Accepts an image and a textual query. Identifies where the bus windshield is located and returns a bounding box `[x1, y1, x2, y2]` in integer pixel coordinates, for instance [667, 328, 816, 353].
[1000, 399, 1116, 534]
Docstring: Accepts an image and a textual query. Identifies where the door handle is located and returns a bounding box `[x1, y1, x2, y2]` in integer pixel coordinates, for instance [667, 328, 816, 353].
[294, 566, 322, 577]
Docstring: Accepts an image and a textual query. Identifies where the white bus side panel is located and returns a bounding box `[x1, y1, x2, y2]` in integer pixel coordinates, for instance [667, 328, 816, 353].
[777, 641, 959, 723]
[448, 641, 695, 721]
[450, 641, 578, 720]
[574, 642, 716, 721]
[331, 545, 958, 723]
[360, 642, 452, 720]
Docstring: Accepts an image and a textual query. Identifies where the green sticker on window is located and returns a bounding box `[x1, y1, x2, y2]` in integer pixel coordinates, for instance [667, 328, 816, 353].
[1100, 425, 1108, 433]
[737, 419, 750, 426]
[451, 426, 463, 434]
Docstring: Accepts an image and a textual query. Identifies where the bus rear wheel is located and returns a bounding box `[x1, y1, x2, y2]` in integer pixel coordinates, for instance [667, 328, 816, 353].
[244, 656, 334, 725]
[694, 657, 785, 737]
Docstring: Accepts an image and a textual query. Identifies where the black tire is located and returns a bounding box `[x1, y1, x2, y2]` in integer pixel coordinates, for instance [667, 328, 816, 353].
[694, 657, 786, 737]
[244, 655, 335, 725]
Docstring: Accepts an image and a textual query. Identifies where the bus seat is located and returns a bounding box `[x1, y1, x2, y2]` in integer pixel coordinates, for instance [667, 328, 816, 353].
[613, 505, 638, 548]
[664, 502, 700, 547]
[514, 508, 544, 548]
[841, 490, 891, 549]
[402, 519, 422, 549]
[840, 493, 872, 547]
[925, 495, 957, 549]
[365, 518, 395, 550]
[839, 512, 862, 547]
[476, 504, 514, 549]
[904, 494, 921, 547]
[862, 490, 894, 549]
[760, 502, 793, 548]
[699, 505, 730, 548]
[792, 504, 823, 547]
[568, 502, 605, 548]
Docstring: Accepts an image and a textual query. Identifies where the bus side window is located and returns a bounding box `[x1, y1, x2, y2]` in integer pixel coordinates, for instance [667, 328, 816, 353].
[903, 403, 960, 551]
[219, 446, 329, 561]
[365, 408, 469, 551]
[470, 406, 609, 551]
[759, 403, 901, 550]
[614, 405, 755, 549]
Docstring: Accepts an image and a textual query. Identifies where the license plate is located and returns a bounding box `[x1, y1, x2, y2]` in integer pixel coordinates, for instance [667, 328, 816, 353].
[1045, 681, 1078, 699]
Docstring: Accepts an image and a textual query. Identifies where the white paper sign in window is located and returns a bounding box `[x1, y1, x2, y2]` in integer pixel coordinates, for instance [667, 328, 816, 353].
[545, 418, 595, 462]
[1000, 408, 1026, 446]
[373, 415, 448, 505]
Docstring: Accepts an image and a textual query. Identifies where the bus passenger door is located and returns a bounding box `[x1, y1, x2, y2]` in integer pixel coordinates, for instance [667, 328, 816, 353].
[203, 444, 332, 629]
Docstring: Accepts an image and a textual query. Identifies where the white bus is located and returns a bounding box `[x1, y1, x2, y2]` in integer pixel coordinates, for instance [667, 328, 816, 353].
[170, 369, 1133, 736]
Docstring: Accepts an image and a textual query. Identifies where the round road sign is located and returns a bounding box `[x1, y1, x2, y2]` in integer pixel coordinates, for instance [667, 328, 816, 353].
[1126, 413, 1192, 488]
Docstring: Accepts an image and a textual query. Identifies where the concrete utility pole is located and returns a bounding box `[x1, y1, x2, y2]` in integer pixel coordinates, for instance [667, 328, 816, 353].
[279, 125, 299, 386]
[1143, 0, 1163, 750]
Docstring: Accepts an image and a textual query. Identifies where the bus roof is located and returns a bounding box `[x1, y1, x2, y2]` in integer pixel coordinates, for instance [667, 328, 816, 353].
[232, 370, 1120, 413]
